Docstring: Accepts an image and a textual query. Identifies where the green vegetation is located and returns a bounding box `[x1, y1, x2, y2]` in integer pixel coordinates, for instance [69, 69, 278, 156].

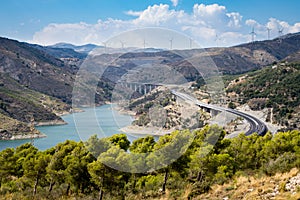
[226, 63, 300, 129]
[0, 126, 299, 199]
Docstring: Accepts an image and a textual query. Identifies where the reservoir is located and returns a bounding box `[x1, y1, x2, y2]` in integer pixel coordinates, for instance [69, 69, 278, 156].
[0, 104, 139, 151]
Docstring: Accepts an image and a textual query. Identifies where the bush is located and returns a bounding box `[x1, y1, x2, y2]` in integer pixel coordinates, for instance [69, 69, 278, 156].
[263, 152, 298, 175]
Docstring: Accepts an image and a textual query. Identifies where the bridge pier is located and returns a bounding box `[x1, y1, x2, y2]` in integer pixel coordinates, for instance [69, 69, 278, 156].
[119, 82, 160, 95]
[144, 85, 147, 95]
[210, 109, 220, 117]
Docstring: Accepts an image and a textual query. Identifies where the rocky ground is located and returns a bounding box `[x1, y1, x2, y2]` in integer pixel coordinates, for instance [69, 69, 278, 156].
[197, 168, 300, 200]
[0, 113, 45, 140]
[119, 87, 209, 136]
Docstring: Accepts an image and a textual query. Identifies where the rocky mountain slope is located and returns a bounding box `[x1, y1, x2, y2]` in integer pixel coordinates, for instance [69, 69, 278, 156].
[0, 37, 75, 103]
[170, 32, 300, 75]
[202, 32, 300, 74]
[29, 43, 86, 60]
[226, 63, 300, 130]
[72, 32, 300, 86]
[0, 74, 70, 122]
[0, 37, 113, 139]
[0, 73, 71, 139]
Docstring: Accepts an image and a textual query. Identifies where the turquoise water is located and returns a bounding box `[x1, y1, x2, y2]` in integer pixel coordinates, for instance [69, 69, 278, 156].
[0, 104, 141, 151]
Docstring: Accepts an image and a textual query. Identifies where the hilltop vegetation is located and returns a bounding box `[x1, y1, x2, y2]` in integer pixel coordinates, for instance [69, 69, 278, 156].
[226, 63, 300, 130]
[0, 126, 299, 199]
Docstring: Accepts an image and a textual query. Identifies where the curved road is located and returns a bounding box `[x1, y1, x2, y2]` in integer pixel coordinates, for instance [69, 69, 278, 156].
[172, 91, 268, 136]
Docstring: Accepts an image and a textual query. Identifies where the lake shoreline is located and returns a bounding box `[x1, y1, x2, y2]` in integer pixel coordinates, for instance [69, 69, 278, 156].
[1, 133, 47, 141]
[119, 125, 175, 136]
[35, 120, 67, 127]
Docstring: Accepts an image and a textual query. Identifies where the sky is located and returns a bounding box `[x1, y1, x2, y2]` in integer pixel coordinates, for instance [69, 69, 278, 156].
[0, 0, 300, 48]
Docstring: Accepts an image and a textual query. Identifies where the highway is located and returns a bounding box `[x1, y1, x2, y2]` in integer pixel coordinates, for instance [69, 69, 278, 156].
[172, 91, 268, 136]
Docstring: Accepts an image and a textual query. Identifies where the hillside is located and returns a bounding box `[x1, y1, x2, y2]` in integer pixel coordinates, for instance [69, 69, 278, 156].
[77, 32, 300, 87]
[226, 63, 300, 130]
[122, 87, 209, 133]
[0, 37, 75, 103]
[0, 73, 70, 122]
[284, 50, 300, 63]
[29, 43, 86, 61]
[0, 37, 114, 139]
[196, 168, 300, 200]
[0, 113, 44, 140]
[0, 73, 71, 139]
[183, 33, 300, 74]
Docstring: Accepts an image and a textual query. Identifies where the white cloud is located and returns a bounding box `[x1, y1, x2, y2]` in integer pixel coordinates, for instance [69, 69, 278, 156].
[227, 12, 242, 28]
[31, 3, 300, 48]
[245, 18, 300, 41]
[132, 4, 179, 26]
[125, 10, 142, 17]
[193, 4, 226, 17]
[171, 0, 178, 7]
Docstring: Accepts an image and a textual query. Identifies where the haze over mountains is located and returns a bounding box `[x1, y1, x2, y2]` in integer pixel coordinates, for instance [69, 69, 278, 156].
[1, 32, 300, 139]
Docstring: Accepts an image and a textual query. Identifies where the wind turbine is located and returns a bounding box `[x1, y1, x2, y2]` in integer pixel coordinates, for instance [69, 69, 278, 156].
[143, 39, 149, 49]
[278, 27, 284, 37]
[267, 28, 272, 40]
[189, 38, 193, 49]
[102, 42, 107, 52]
[169, 38, 173, 50]
[250, 27, 256, 43]
[120, 41, 125, 49]
[215, 34, 222, 47]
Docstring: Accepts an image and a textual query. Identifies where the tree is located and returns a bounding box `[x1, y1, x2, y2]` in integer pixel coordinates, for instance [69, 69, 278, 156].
[228, 102, 236, 109]
[90, 145, 131, 199]
[88, 160, 107, 200]
[207, 153, 234, 184]
[0, 148, 16, 188]
[129, 136, 155, 153]
[148, 130, 193, 193]
[14, 143, 38, 177]
[23, 151, 50, 196]
[189, 144, 213, 183]
[63, 142, 95, 194]
[108, 134, 130, 151]
[45, 140, 78, 193]
[85, 135, 112, 158]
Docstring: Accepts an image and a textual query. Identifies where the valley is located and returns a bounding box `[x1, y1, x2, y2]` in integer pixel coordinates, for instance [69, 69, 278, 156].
[1, 32, 300, 140]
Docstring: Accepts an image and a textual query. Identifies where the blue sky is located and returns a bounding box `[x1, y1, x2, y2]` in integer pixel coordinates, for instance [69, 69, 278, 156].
[1, 0, 300, 47]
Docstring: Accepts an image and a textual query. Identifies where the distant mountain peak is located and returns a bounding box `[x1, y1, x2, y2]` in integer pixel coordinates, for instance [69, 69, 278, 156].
[49, 43, 102, 54]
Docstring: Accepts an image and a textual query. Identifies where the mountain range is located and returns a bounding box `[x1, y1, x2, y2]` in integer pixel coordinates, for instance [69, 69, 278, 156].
[49, 43, 101, 54]
[0, 32, 300, 139]
[48, 33, 300, 74]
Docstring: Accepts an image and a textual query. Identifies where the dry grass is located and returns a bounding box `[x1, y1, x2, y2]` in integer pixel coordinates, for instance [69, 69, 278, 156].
[195, 168, 300, 200]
